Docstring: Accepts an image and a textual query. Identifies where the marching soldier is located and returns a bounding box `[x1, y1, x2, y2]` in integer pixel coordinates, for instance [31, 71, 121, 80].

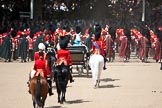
[139, 25, 151, 62]
[17, 33, 29, 62]
[0, 33, 13, 62]
[27, 35, 34, 61]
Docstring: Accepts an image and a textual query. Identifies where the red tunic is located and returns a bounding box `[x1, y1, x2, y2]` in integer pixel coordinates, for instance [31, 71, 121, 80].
[139, 36, 149, 59]
[56, 49, 72, 66]
[118, 36, 130, 59]
[34, 52, 47, 61]
[28, 37, 34, 50]
[153, 40, 161, 61]
[33, 59, 47, 77]
[34, 52, 51, 77]
[105, 35, 114, 58]
[92, 40, 105, 56]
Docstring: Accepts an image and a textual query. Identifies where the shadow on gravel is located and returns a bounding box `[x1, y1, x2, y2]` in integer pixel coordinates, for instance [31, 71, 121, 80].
[45, 99, 91, 108]
[65, 99, 91, 104]
[45, 106, 63, 108]
[100, 78, 120, 82]
[72, 72, 92, 78]
[99, 84, 120, 88]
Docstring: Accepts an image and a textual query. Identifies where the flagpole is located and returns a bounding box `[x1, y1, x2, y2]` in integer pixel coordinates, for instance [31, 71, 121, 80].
[30, 0, 34, 19]
[142, 0, 145, 22]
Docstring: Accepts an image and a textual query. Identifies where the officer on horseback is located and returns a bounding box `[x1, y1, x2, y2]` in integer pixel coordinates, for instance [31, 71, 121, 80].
[45, 35, 56, 96]
[28, 43, 54, 96]
[54, 34, 74, 83]
[45, 35, 56, 72]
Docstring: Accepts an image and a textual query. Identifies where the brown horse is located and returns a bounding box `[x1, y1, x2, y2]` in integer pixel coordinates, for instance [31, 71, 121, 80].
[29, 74, 49, 108]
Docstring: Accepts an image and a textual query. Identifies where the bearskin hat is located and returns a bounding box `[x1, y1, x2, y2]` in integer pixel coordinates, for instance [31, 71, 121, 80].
[108, 27, 116, 41]
[59, 36, 68, 49]
[94, 24, 101, 41]
[157, 29, 162, 42]
[94, 24, 101, 33]
[124, 29, 131, 41]
[11, 30, 17, 37]
[75, 26, 81, 34]
[65, 26, 71, 32]
[88, 27, 94, 37]
[141, 27, 150, 40]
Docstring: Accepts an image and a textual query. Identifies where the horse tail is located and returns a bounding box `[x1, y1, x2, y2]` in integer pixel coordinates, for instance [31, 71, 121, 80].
[57, 64, 68, 93]
[35, 74, 42, 106]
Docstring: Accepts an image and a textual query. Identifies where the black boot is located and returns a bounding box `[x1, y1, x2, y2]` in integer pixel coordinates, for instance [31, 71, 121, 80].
[28, 89, 31, 94]
[70, 74, 74, 83]
[103, 57, 107, 70]
[47, 79, 54, 96]
[103, 66, 107, 70]
[8, 59, 12, 62]
[49, 88, 54, 96]
[103, 63, 107, 70]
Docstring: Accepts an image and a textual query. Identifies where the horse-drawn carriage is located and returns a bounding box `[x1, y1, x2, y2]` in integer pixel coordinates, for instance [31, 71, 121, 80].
[66, 45, 90, 77]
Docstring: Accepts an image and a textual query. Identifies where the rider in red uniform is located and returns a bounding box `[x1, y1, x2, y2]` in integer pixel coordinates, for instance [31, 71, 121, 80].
[55, 35, 74, 83]
[33, 51, 47, 78]
[92, 24, 106, 70]
[29, 43, 54, 96]
[34, 43, 47, 61]
[28, 51, 47, 94]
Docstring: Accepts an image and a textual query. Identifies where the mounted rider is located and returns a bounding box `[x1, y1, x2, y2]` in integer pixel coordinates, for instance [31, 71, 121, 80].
[54, 34, 74, 83]
[28, 43, 54, 96]
[92, 24, 107, 70]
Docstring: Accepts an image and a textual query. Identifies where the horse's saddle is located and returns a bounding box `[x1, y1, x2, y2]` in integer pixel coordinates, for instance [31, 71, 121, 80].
[30, 69, 44, 79]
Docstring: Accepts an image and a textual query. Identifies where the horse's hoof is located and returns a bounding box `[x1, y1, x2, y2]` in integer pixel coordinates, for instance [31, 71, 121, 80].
[70, 79, 74, 83]
[93, 84, 97, 89]
[49, 92, 54, 96]
[60, 101, 63, 104]
[58, 100, 61, 103]
[63, 98, 66, 102]
[28, 90, 31, 94]
[97, 83, 100, 88]
[103, 67, 107, 70]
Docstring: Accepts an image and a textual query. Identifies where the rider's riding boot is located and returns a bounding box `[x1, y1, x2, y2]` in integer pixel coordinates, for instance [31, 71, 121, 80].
[47, 80, 54, 96]
[103, 58, 107, 70]
[70, 74, 74, 83]
[49, 89, 54, 96]
[28, 89, 31, 94]
[27, 81, 29, 87]
[103, 63, 107, 70]
[8, 59, 12, 62]
[27, 81, 31, 94]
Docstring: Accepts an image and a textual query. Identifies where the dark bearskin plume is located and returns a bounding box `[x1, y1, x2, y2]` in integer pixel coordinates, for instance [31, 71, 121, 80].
[59, 36, 68, 49]
[141, 27, 150, 41]
[94, 24, 101, 41]
[75, 26, 81, 34]
[124, 29, 131, 41]
[109, 27, 116, 41]
[157, 29, 162, 42]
